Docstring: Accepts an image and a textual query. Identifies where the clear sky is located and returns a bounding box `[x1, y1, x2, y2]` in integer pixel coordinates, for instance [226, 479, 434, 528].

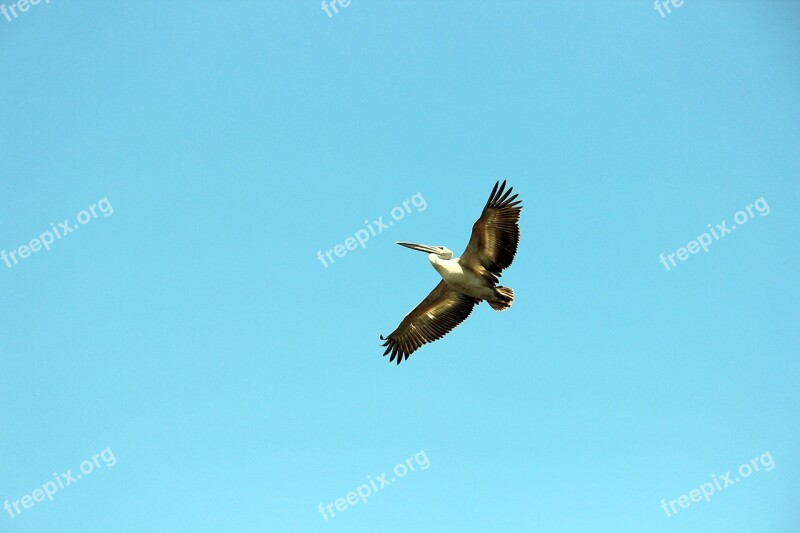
[1, 1, 799, 532]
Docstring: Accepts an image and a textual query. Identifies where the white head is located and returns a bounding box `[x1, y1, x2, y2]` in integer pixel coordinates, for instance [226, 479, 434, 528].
[397, 242, 453, 260]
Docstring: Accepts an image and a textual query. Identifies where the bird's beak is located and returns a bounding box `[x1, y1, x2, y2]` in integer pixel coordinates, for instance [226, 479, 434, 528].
[396, 242, 439, 254]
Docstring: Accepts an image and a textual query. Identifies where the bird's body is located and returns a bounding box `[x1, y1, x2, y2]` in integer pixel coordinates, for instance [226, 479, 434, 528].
[430, 255, 484, 295]
[429, 255, 498, 302]
[380, 180, 522, 364]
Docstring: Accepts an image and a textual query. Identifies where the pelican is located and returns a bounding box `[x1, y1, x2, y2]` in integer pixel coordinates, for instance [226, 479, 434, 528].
[380, 180, 522, 364]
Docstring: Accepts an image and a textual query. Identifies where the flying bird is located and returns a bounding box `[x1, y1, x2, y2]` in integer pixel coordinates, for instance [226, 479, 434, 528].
[380, 180, 522, 364]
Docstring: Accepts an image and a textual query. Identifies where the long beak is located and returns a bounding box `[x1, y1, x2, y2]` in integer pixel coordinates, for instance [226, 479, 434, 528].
[396, 242, 439, 254]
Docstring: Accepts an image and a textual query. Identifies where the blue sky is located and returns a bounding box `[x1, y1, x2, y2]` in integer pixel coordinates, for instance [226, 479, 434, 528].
[1, 1, 799, 531]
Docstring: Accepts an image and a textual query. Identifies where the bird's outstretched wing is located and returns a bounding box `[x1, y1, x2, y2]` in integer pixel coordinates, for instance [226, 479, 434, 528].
[380, 280, 479, 365]
[459, 180, 523, 283]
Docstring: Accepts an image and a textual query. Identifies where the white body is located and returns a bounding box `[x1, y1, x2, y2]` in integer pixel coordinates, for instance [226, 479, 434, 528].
[429, 255, 495, 300]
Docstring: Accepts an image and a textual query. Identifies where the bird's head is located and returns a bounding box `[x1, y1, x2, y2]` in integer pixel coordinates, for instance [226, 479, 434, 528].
[396, 242, 453, 260]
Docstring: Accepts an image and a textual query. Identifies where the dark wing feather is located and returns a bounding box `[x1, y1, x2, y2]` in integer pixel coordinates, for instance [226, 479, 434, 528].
[380, 280, 479, 365]
[460, 180, 522, 281]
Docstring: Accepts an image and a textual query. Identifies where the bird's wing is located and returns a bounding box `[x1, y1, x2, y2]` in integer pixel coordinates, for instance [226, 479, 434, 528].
[380, 280, 479, 365]
[459, 180, 523, 282]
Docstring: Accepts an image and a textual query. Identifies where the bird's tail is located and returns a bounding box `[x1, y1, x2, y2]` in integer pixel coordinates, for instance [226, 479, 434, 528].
[488, 286, 514, 311]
